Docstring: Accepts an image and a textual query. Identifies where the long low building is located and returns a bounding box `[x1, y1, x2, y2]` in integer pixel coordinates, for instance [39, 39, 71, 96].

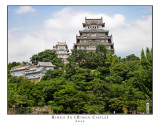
[10, 62, 55, 80]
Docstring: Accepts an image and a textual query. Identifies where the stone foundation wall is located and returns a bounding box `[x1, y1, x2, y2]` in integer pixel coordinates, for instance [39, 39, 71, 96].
[8, 105, 53, 114]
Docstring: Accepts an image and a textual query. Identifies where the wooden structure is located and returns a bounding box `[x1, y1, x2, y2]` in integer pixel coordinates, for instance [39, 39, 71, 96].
[73, 17, 114, 53]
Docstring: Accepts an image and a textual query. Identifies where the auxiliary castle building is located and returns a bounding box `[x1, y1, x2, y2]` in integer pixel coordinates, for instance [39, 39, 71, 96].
[73, 17, 114, 52]
[10, 62, 55, 80]
[53, 42, 70, 64]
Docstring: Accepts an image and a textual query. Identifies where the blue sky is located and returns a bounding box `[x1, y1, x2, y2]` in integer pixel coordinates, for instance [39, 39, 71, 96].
[8, 6, 152, 29]
[8, 6, 152, 62]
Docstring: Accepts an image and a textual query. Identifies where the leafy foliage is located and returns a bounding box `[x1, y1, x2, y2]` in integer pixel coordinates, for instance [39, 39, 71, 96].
[8, 47, 152, 114]
[30, 49, 63, 68]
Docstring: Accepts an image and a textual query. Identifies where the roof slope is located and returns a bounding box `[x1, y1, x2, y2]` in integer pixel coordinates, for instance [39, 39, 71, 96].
[37, 62, 55, 67]
[10, 65, 30, 72]
[79, 29, 108, 33]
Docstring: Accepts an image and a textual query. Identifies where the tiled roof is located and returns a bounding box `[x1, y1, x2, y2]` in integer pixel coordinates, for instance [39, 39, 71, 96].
[26, 67, 37, 72]
[57, 42, 67, 46]
[75, 42, 114, 46]
[25, 70, 43, 75]
[85, 18, 103, 24]
[83, 17, 105, 27]
[57, 53, 70, 55]
[76, 36, 110, 40]
[79, 29, 108, 33]
[10, 65, 30, 72]
[37, 62, 55, 67]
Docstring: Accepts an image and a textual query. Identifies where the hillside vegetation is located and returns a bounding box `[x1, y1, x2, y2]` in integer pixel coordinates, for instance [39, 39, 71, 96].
[8, 46, 152, 114]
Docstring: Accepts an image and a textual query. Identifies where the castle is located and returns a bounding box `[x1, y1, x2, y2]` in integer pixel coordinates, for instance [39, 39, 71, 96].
[54, 17, 114, 63]
[10, 17, 115, 79]
[53, 42, 70, 64]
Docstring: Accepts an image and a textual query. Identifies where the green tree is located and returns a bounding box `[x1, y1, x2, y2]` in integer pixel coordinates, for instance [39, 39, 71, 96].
[140, 48, 152, 100]
[8, 45, 152, 114]
[8, 77, 36, 108]
[67, 49, 86, 67]
[49, 85, 86, 114]
[84, 52, 98, 69]
[110, 63, 129, 82]
[96, 45, 107, 58]
[39, 78, 67, 104]
[84, 93, 105, 114]
[63, 62, 79, 79]
[109, 98, 124, 113]
[42, 69, 64, 81]
[8, 62, 21, 71]
[137, 100, 146, 113]
[96, 45, 108, 66]
[30, 49, 63, 68]
[123, 54, 140, 61]
[124, 87, 145, 113]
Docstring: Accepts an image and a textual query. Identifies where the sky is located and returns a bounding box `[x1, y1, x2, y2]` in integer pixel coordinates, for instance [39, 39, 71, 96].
[8, 6, 152, 63]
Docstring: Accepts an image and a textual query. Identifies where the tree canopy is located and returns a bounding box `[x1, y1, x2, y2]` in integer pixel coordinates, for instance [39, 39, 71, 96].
[30, 49, 64, 68]
[8, 46, 152, 114]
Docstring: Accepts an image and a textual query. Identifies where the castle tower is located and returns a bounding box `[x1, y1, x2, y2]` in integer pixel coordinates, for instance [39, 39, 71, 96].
[53, 42, 70, 63]
[73, 17, 114, 53]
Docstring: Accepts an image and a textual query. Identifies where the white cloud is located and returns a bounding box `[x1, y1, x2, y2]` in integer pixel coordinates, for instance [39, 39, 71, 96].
[112, 15, 152, 57]
[43, 8, 152, 57]
[8, 28, 45, 62]
[15, 6, 36, 14]
[8, 7, 152, 62]
[43, 8, 130, 51]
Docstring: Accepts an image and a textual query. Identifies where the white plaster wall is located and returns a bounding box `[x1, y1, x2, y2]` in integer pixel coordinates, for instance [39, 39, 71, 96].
[106, 46, 111, 49]
[58, 55, 69, 59]
[57, 50, 67, 53]
[45, 67, 54, 71]
[36, 67, 44, 71]
[58, 46, 65, 49]
[26, 73, 41, 79]
[11, 70, 26, 77]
